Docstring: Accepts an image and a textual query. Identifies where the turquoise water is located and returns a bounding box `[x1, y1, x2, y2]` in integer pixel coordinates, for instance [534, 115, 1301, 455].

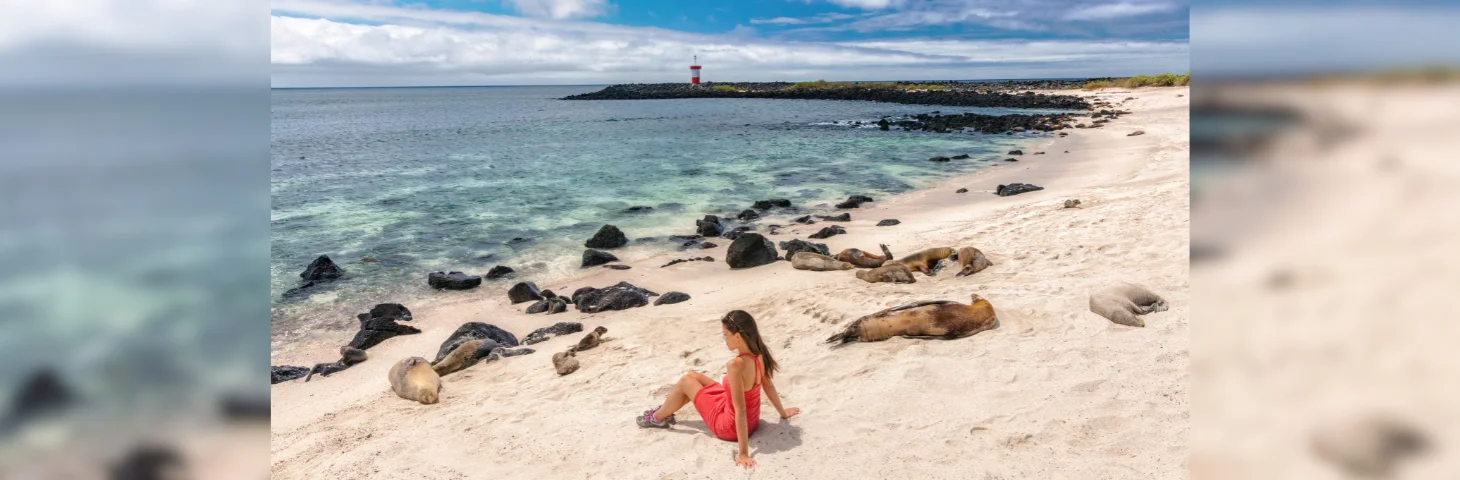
[271, 86, 1065, 332]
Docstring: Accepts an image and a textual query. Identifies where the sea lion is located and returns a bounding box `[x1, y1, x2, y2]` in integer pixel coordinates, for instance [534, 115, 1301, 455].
[894, 247, 955, 275]
[571, 326, 608, 353]
[432, 339, 536, 376]
[825, 293, 999, 344]
[553, 351, 580, 376]
[855, 263, 916, 284]
[305, 346, 369, 382]
[1089, 282, 1168, 327]
[388, 357, 441, 405]
[954, 247, 993, 277]
[835, 245, 891, 268]
[791, 252, 855, 271]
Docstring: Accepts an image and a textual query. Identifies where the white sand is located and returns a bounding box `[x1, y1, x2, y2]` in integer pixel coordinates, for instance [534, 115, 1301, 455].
[270, 87, 1190, 479]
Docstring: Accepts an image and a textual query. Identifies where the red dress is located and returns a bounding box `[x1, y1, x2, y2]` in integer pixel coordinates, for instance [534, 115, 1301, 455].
[692, 353, 763, 441]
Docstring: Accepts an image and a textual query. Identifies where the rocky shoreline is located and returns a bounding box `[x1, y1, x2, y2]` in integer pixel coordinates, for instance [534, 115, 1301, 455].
[562, 81, 1092, 110]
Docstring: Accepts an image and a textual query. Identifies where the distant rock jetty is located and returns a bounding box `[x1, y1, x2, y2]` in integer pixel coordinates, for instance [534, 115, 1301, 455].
[563, 81, 1092, 110]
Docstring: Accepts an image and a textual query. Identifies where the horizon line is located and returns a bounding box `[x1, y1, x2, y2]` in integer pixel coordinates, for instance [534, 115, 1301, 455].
[270, 76, 1121, 90]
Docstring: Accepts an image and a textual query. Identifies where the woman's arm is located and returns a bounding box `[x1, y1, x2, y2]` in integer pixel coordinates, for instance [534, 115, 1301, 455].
[726, 357, 753, 465]
[761, 375, 799, 419]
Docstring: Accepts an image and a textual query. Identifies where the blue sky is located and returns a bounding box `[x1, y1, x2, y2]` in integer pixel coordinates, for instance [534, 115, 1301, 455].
[271, 0, 1193, 87]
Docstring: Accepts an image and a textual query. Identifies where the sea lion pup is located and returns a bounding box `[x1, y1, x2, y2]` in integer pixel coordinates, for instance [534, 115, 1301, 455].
[835, 245, 892, 268]
[570, 326, 608, 353]
[791, 252, 855, 271]
[1088, 282, 1168, 327]
[305, 346, 369, 382]
[432, 339, 535, 376]
[552, 351, 580, 376]
[825, 294, 998, 344]
[894, 247, 955, 275]
[855, 263, 916, 284]
[388, 357, 441, 405]
[954, 247, 993, 277]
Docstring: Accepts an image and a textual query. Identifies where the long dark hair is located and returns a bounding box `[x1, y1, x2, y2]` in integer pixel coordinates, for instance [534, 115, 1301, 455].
[722, 310, 778, 379]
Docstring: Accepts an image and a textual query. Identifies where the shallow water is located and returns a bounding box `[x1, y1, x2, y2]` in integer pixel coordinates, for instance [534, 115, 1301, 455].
[271, 86, 1067, 335]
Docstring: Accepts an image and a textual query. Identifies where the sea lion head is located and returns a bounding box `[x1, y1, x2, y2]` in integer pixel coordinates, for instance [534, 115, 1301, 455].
[417, 388, 439, 404]
[593, 326, 607, 335]
[969, 293, 983, 303]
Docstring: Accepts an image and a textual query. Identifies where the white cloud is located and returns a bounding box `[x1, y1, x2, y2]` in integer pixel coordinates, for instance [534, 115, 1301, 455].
[1063, 1, 1178, 21]
[751, 17, 808, 25]
[824, 0, 904, 10]
[504, 0, 610, 19]
[270, 2, 1188, 87]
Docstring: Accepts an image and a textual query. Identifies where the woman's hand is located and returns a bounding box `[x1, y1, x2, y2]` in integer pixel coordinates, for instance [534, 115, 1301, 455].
[780, 407, 801, 419]
[735, 454, 756, 469]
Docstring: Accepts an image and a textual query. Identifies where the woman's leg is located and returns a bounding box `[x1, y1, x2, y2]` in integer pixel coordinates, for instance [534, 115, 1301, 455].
[654, 371, 714, 421]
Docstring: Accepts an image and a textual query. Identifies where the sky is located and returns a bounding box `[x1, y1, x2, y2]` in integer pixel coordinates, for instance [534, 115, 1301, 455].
[270, 0, 1193, 87]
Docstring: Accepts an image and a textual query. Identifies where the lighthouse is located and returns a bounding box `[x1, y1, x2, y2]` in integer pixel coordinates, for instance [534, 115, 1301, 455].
[690, 55, 701, 86]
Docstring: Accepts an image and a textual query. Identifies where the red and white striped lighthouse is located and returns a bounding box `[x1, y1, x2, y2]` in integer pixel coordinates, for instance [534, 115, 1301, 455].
[690, 55, 701, 86]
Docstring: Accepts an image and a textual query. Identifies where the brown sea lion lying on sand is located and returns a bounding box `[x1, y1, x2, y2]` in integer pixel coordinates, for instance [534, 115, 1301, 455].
[1089, 282, 1168, 327]
[388, 357, 441, 404]
[895, 247, 955, 275]
[825, 293, 999, 344]
[792, 252, 854, 271]
[954, 247, 993, 277]
[855, 263, 916, 284]
[835, 244, 896, 268]
[432, 339, 535, 376]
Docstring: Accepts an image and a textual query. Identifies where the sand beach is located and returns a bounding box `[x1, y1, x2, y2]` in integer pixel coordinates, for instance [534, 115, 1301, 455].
[270, 87, 1190, 479]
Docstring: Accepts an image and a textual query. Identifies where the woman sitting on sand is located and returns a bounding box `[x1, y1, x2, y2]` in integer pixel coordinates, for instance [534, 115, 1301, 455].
[636, 310, 800, 468]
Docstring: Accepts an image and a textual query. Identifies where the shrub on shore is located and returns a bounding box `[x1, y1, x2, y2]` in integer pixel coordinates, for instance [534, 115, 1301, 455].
[1082, 73, 1190, 90]
[711, 85, 745, 93]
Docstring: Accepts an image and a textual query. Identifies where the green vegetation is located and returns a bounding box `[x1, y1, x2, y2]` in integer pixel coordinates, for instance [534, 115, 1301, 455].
[711, 85, 745, 93]
[784, 80, 949, 91]
[1082, 73, 1190, 90]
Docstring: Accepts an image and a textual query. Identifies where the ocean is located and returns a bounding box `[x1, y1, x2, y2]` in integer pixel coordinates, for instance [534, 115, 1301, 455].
[270, 85, 1069, 336]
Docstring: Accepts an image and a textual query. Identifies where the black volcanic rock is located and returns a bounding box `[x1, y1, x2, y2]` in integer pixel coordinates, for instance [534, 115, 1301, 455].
[778, 239, 830, 260]
[654, 292, 692, 306]
[725, 233, 778, 269]
[581, 249, 619, 268]
[793, 215, 815, 225]
[929, 156, 950, 162]
[696, 215, 724, 237]
[485, 265, 515, 279]
[300, 255, 343, 282]
[951, 154, 970, 159]
[817, 213, 851, 222]
[835, 195, 874, 209]
[808, 225, 847, 239]
[737, 209, 761, 221]
[995, 183, 1044, 197]
[522, 322, 583, 345]
[572, 282, 657, 313]
[585, 225, 628, 249]
[623, 206, 653, 213]
[428, 271, 481, 290]
[272, 366, 309, 384]
[508, 282, 544, 304]
[1008, 149, 1023, 155]
[662, 256, 715, 268]
[877, 219, 901, 226]
[752, 199, 791, 210]
[561, 81, 1093, 110]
